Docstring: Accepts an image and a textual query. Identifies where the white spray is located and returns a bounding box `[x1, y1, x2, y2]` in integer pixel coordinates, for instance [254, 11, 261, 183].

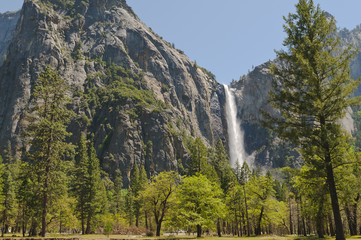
[224, 84, 247, 167]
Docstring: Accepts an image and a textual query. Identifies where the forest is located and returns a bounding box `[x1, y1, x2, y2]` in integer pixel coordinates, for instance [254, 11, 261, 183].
[0, 0, 361, 240]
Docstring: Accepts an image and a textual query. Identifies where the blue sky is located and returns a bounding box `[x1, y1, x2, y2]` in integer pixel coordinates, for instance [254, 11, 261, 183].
[2, 1, 361, 84]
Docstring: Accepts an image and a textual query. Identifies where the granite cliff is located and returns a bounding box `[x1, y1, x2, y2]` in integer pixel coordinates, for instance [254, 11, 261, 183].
[0, 10, 20, 66]
[0, 0, 227, 184]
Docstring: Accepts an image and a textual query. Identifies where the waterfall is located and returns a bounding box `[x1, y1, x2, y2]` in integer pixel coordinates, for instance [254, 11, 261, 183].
[224, 84, 247, 167]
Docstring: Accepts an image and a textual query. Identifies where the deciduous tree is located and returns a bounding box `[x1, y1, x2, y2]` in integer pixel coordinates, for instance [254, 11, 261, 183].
[140, 171, 179, 236]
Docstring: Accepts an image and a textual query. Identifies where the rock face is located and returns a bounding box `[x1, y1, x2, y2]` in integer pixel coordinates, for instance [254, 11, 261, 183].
[0, 0, 227, 184]
[230, 26, 361, 168]
[0, 10, 20, 66]
[230, 63, 300, 168]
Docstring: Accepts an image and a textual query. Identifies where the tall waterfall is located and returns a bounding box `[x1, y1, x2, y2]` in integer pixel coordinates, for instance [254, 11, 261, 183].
[224, 85, 247, 167]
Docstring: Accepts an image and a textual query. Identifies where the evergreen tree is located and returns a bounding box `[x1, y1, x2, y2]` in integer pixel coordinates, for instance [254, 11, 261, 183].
[264, 1, 359, 239]
[1, 164, 16, 236]
[240, 162, 251, 236]
[84, 142, 106, 234]
[188, 138, 208, 175]
[130, 163, 140, 226]
[145, 141, 154, 177]
[72, 136, 88, 234]
[212, 140, 235, 193]
[113, 169, 123, 214]
[72, 136, 105, 234]
[24, 66, 74, 237]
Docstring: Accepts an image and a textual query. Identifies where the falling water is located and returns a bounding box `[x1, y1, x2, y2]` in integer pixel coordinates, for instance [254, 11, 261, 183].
[224, 84, 247, 167]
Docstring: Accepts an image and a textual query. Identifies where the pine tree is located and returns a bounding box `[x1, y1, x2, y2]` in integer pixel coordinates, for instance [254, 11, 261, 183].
[130, 164, 147, 227]
[85, 142, 106, 234]
[1, 164, 16, 236]
[189, 138, 208, 175]
[72, 136, 88, 234]
[240, 162, 251, 236]
[24, 66, 74, 237]
[212, 139, 234, 193]
[72, 136, 105, 234]
[113, 169, 123, 213]
[264, 1, 360, 239]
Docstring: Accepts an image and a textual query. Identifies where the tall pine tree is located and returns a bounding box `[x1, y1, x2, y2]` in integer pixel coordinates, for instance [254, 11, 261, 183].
[264, 1, 360, 239]
[24, 66, 74, 237]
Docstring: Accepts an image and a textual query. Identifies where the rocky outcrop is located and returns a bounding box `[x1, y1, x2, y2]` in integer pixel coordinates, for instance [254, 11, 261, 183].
[0, 0, 226, 184]
[0, 10, 20, 66]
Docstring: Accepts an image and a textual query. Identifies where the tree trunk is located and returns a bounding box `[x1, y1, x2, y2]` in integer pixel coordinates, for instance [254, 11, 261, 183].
[239, 220, 243, 237]
[316, 194, 325, 238]
[217, 218, 221, 237]
[320, 116, 345, 240]
[196, 224, 202, 238]
[299, 198, 307, 236]
[243, 185, 250, 236]
[29, 219, 38, 237]
[353, 197, 358, 236]
[135, 210, 139, 227]
[145, 211, 148, 230]
[2, 210, 6, 237]
[81, 206, 85, 234]
[345, 204, 356, 235]
[59, 215, 62, 234]
[329, 213, 335, 236]
[41, 171, 49, 237]
[289, 198, 293, 235]
[22, 207, 26, 237]
[86, 213, 91, 234]
[234, 209, 238, 236]
[255, 206, 264, 235]
[156, 222, 161, 237]
[325, 160, 345, 240]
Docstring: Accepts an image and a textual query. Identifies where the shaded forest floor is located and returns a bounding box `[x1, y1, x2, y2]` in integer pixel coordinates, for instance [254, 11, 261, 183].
[0, 235, 360, 240]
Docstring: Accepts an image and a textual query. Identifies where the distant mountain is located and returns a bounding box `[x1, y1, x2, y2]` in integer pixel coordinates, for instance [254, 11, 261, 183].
[0, 0, 226, 185]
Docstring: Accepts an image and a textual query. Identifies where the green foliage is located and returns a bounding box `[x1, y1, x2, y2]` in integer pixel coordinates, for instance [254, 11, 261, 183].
[104, 219, 113, 236]
[173, 174, 225, 237]
[23, 66, 74, 237]
[247, 172, 276, 235]
[72, 136, 106, 234]
[212, 140, 236, 193]
[1, 161, 16, 236]
[72, 41, 83, 61]
[140, 171, 179, 236]
[263, 1, 360, 239]
[188, 138, 208, 175]
[84, 63, 166, 120]
[129, 164, 148, 227]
